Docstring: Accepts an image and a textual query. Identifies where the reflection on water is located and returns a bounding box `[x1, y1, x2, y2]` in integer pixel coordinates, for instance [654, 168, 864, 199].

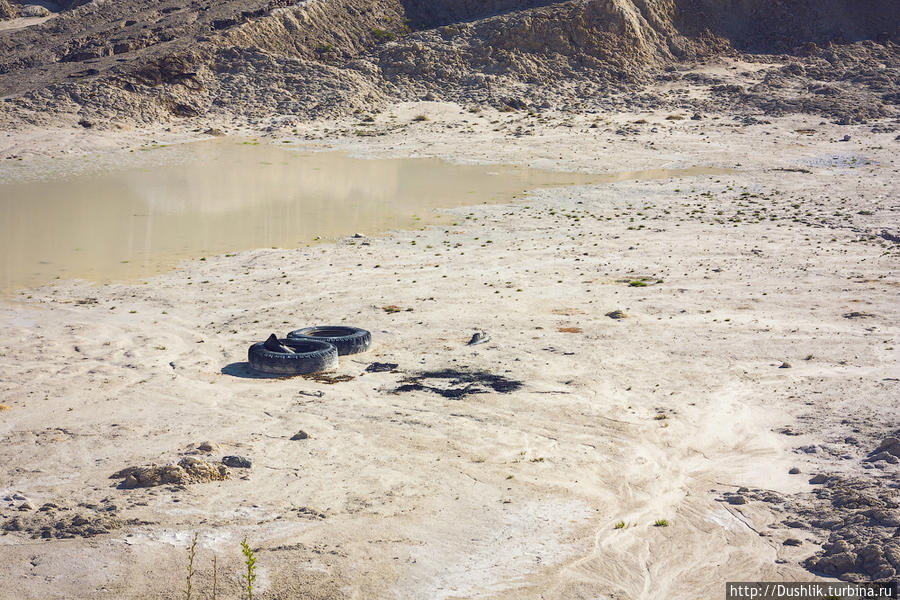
[0, 139, 727, 294]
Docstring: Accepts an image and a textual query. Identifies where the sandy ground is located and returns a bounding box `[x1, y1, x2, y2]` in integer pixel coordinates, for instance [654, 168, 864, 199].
[0, 102, 898, 599]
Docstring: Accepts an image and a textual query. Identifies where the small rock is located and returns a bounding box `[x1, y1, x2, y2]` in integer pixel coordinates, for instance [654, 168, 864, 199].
[879, 437, 900, 449]
[605, 310, 628, 319]
[467, 331, 490, 345]
[863, 451, 897, 462]
[789, 467, 801, 474]
[3, 517, 23, 532]
[18, 502, 34, 511]
[197, 441, 216, 453]
[727, 495, 747, 505]
[222, 455, 251, 469]
[868, 509, 900, 527]
[809, 474, 830, 484]
[290, 430, 309, 441]
[365, 362, 398, 373]
[783, 538, 803, 546]
[844, 311, 875, 319]
[810, 551, 857, 576]
[779, 362, 791, 369]
[878, 437, 900, 456]
[865, 451, 899, 464]
[71, 515, 89, 527]
[204, 128, 225, 137]
[841, 134, 851, 141]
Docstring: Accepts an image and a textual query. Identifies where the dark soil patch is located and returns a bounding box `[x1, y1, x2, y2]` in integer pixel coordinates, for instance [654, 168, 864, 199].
[393, 368, 523, 399]
[302, 373, 355, 384]
[1, 500, 151, 539]
[365, 362, 398, 373]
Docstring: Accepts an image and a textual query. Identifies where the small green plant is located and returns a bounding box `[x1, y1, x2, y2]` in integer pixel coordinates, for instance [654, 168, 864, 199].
[371, 27, 396, 41]
[185, 531, 198, 600]
[654, 519, 669, 527]
[241, 538, 257, 600]
[614, 520, 626, 529]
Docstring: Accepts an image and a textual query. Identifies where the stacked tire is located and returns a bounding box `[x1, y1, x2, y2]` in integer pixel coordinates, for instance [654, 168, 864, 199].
[287, 326, 372, 356]
[247, 326, 371, 375]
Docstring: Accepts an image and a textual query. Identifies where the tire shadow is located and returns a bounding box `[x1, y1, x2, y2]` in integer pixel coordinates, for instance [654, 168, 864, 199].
[221, 362, 286, 379]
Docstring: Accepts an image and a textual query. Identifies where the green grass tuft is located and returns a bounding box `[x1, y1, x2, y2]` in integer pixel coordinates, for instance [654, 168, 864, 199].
[371, 27, 396, 41]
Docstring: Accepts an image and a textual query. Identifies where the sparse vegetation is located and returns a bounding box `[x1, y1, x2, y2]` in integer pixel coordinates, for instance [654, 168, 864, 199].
[241, 538, 257, 600]
[370, 27, 396, 41]
[654, 519, 670, 527]
[185, 531, 198, 600]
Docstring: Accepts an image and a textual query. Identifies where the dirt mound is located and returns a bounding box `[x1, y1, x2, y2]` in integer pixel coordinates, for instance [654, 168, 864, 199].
[0, 0, 897, 126]
[110, 456, 230, 489]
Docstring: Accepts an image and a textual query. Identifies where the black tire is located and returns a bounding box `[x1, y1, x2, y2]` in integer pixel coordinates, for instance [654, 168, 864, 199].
[247, 338, 338, 375]
[287, 326, 372, 356]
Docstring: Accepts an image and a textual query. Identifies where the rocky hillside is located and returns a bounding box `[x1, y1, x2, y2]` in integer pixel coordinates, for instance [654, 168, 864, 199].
[0, 0, 897, 127]
[0, 0, 17, 20]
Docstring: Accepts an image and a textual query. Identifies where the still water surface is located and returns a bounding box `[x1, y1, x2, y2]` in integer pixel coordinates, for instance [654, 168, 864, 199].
[0, 139, 726, 294]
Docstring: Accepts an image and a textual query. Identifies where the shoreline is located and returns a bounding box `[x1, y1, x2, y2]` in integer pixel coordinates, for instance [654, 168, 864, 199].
[0, 110, 736, 297]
